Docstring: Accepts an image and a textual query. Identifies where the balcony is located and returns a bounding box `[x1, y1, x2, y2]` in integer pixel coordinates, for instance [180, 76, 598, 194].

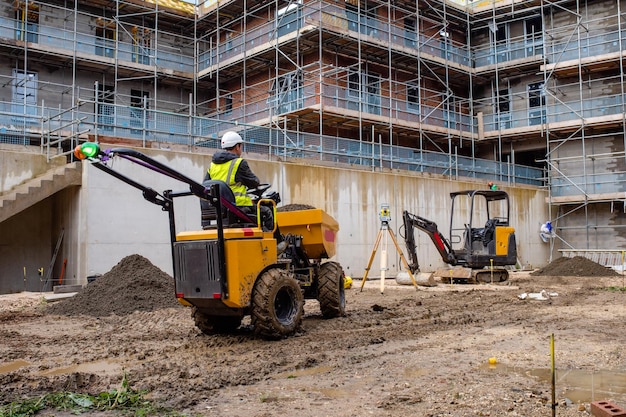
[545, 25, 625, 76]
[481, 93, 626, 136]
[0, 16, 194, 76]
[474, 37, 544, 73]
[197, 2, 473, 78]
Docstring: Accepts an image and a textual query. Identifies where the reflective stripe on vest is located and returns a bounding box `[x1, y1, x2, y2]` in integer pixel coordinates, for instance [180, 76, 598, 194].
[208, 158, 252, 206]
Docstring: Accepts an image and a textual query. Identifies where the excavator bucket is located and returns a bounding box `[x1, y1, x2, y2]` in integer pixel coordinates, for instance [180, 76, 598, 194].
[433, 266, 509, 284]
[434, 267, 473, 282]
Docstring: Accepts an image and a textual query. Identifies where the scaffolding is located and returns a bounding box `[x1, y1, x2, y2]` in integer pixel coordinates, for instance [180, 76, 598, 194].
[1, 0, 625, 254]
[540, 0, 626, 256]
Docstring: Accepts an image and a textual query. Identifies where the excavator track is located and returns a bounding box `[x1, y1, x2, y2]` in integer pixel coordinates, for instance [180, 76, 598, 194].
[473, 269, 509, 283]
[435, 267, 509, 284]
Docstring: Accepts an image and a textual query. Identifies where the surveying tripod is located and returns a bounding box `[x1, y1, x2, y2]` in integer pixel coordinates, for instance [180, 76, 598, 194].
[360, 204, 419, 293]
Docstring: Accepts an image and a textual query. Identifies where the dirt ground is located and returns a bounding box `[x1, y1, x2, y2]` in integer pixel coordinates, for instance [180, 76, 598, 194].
[1, 255, 626, 417]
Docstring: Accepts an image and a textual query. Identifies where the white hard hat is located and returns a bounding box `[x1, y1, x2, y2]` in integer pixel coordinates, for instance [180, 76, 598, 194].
[221, 131, 244, 149]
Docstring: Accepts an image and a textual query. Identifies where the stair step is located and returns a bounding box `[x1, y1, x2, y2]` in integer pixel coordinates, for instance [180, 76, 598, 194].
[0, 162, 82, 223]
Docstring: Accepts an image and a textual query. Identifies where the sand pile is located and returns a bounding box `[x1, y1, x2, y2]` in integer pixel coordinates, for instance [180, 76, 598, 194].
[531, 255, 620, 277]
[47, 254, 181, 317]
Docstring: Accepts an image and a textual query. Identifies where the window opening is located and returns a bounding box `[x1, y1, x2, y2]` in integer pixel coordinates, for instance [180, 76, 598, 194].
[95, 19, 116, 58]
[346, 1, 377, 36]
[443, 93, 457, 129]
[96, 84, 115, 131]
[224, 94, 233, 115]
[404, 18, 416, 47]
[528, 82, 546, 125]
[130, 89, 148, 135]
[277, 0, 302, 37]
[497, 89, 511, 129]
[494, 23, 508, 62]
[365, 73, 380, 115]
[270, 71, 303, 114]
[132, 27, 151, 65]
[348, 70, 360, 100]
[14, 1, 39, 42]
[496, 24, 507, 43]
[346, 70, 380, 115]
[440, 28, 451, 60]
[407, 84, 420, 114]
[525, 16, 543, 56]
[525, 16, 542, 40]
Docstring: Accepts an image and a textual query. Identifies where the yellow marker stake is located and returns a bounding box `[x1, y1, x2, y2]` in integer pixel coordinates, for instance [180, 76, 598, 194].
[550, 333, 556, 417]
[622, 251, 625, 288]
[490, 258, 494, 284]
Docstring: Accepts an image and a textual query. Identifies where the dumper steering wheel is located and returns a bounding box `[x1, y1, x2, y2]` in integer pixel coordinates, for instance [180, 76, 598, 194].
[248, 184, 281, 205]
[248, 183, 271, 198]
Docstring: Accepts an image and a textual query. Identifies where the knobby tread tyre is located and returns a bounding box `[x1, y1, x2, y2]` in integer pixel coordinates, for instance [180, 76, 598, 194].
[192, 307, 242, 335]
[318, 261, 346, 318]
[251, 268, 304, 339]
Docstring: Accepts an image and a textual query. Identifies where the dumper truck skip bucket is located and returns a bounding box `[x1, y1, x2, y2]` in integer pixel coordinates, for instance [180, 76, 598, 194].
[276, 209, 339, 259]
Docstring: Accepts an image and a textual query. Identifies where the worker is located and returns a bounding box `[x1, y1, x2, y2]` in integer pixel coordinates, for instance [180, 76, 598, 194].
[205, 131, 287, 253]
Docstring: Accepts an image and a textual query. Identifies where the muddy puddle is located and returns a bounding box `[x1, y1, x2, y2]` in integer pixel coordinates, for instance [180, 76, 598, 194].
[483, 363, 626, 403]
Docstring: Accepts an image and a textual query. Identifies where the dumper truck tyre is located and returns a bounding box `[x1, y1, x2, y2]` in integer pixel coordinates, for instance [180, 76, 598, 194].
[251, 268, 304, 339]
[318, 261, 346, 318]
[192, 307, 242, 335]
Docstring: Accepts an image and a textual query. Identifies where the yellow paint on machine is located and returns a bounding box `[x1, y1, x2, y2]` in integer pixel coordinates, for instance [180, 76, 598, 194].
[495, 226, 515, 256]
[276, 208, 339, 259]
[223, 237, 278, 309]
[176, 227, 266, 241]
[176, 226, 278, 309]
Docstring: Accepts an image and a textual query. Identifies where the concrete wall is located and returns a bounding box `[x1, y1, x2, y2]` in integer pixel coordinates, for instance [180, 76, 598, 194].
[0, 147, 68, 292]
[74, 146, 550, 280]
[0, 146, 66, 192]
[0, 146, 551, 292]
[0, 200, 54, 292]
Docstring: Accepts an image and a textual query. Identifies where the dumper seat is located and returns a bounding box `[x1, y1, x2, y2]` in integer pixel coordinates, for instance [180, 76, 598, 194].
[200, 180, 255, 229]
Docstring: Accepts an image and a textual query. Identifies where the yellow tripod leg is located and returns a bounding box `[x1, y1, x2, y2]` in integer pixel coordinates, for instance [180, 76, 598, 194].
[360, 229, 383, 292]
[388, 228, 419, 290]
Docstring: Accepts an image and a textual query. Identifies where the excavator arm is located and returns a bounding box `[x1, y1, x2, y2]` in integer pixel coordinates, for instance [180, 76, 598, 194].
[402, 211, 457, 271]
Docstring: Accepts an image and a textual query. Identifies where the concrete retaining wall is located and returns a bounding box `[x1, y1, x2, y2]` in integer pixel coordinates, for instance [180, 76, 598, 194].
[0, 145, 550, 292]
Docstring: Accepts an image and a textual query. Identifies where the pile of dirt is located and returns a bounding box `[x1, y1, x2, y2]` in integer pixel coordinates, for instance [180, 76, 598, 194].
[278, 204, 317, 211]
[531, 255, 620, 277]
[47, 254, 181, 317]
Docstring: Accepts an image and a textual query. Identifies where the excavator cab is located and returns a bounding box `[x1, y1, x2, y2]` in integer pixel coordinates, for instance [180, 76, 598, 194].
[449, 190, 517, 269]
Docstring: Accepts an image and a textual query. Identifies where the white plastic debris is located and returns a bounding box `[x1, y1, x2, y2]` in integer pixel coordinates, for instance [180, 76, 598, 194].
[518, 290, 558, 301]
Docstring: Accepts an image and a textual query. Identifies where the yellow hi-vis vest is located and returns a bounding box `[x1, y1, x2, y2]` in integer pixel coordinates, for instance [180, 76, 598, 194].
[208, 158, 252, 206]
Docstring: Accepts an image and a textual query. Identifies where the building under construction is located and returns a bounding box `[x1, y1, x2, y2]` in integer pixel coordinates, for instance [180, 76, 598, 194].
[1, 0, 625, 266]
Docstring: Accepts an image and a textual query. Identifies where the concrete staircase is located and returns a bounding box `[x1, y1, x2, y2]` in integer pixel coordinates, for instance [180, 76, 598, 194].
[0, 162, 83, 224]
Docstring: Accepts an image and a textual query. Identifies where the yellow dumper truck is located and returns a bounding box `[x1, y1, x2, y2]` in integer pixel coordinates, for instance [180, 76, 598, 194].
[74, 143, 345, 339]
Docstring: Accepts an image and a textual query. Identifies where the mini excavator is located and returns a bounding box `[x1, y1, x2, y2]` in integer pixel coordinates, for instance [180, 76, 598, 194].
[401, 189, 517, 283]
